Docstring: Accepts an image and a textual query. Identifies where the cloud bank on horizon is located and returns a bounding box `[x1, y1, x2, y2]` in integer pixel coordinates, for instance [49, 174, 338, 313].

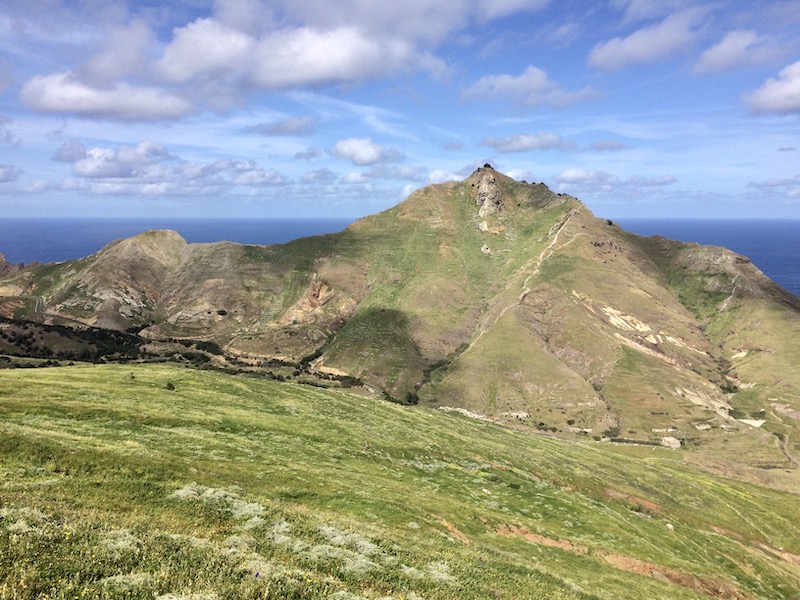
[1, 0, 799, 219]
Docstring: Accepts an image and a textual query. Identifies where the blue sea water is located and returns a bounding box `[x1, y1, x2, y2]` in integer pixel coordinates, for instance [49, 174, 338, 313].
[0, 218, 353, 265]
[0, 217, 798, 298]
[618, 219, 800, 298]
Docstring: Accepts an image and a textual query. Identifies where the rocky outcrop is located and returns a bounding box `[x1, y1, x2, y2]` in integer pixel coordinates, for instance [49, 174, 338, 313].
[476, 173, 503, 217]
[0, 252, 17, 277]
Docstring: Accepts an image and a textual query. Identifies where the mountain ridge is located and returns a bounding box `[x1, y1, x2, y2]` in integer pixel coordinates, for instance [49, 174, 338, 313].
[2, 166, 800, 470]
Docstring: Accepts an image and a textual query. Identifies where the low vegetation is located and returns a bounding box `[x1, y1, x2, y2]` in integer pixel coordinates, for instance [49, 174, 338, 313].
[2, 364, 800, 599]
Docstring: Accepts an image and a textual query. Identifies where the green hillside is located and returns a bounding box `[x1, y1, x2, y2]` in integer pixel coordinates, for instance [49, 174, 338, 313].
[2, 364, 799, 599]
[3, 168, 800, 470]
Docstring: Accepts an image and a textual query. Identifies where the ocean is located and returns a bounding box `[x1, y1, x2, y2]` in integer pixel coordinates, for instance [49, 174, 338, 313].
[0, 217, 353, 264]
[1, 217, 798, 297]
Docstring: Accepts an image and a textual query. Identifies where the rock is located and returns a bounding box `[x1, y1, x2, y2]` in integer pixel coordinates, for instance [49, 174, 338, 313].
[661, 436, 681, 449]
[476, 173, 503, 217]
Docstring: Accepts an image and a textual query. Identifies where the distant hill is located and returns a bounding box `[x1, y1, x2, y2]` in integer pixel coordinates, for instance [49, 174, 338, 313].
[2, 166, 800, 469]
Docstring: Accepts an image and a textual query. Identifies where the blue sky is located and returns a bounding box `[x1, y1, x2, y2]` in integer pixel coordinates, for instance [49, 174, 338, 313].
[1, 0, 799, 220]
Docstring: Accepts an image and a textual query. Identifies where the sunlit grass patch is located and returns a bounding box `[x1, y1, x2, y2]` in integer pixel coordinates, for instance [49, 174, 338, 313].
[1, 364, 800, 598]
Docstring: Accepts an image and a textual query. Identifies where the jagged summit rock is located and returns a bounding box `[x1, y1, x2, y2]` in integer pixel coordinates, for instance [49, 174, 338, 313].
[475, 170, 503, 217]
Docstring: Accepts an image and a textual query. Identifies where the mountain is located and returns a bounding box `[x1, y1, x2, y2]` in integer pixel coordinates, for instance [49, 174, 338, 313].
[2, 166, 800, 470]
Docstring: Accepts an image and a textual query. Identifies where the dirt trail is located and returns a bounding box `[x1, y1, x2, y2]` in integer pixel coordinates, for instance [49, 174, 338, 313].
[778, 433, 800, 468]
[462, 208, 580, 355]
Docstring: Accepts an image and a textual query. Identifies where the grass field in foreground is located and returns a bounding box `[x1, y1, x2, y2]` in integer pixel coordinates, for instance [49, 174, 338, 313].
[1, 364, 799, 599]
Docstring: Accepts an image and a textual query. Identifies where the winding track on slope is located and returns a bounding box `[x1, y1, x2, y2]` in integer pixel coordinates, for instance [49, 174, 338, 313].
[461, 207, 580, 356]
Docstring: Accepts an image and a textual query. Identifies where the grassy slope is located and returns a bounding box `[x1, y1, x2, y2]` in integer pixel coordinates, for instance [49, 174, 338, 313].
[2, 364, 800, 599]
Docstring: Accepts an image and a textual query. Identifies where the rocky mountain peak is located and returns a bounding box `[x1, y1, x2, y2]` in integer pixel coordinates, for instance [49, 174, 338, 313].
[469, 165, 504, 217]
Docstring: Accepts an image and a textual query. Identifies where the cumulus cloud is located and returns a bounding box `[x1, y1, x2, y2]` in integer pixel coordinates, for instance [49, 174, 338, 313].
[462, 66, 598, 108]
[588, 8, 705, 71]
[157, 19, 444, 93]
[54, 139, 289, 196]
[20, 72, 191, 121]
[341, 171, 370, 184]
[157, 18, 254, 84]
[0, 164, 23, 183]
[693, 30, 775, 74]
[246, 116, 319, 136]
[331, 138, 404, 165]
[744, 60, 800, 115]
[480, 132, 575, 152]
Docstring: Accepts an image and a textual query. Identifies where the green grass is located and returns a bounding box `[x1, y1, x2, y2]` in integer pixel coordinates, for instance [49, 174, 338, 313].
[2, 364, 800, 599]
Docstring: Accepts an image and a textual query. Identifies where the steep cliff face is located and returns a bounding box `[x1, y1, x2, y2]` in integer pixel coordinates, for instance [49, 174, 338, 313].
[3, 166, 800, 467]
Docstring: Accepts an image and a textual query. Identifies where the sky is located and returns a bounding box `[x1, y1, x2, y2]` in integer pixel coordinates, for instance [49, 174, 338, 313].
[1, 0, 800, 220]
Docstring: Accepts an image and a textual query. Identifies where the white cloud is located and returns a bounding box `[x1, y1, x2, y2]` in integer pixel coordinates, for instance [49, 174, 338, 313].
[158, 18, 254, 84]
[505, 168, 534, 181]
[428, 169, 459, 183]
[341, 171, 370, 184]
[0, 164, 22, 183]
[480, 132, 575, 152]
[20, 72, 191, 121]
[250, 27, 438, 89]
[332, 138, 404, 166]
[72, 141, 172, 178]
[83, 20, 156, 83]
[588, 8, 704, 71]
[555, 168, 610, 186]
[213, 0, 277, 36]
[55, 140, 289, 195]
[214, 159, 289, 185]
[693, 30, 775, 74]
[462, 66, 598, 108]
[158, 19, 444, 93]
[744, 60, 800, 115]
[554, 168, 676, 192]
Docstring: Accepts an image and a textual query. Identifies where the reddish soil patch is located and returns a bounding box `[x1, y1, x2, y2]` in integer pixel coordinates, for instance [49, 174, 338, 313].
[604, 488, 663, 514]
[441, 519, 470, 544]
[599, 552, 751, 599]
[710, 526, 800, 569]
[496, 523, 588, 554]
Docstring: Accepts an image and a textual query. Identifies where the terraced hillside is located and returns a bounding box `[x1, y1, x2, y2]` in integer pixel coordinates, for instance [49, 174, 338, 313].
[1, 364, 799, 599]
